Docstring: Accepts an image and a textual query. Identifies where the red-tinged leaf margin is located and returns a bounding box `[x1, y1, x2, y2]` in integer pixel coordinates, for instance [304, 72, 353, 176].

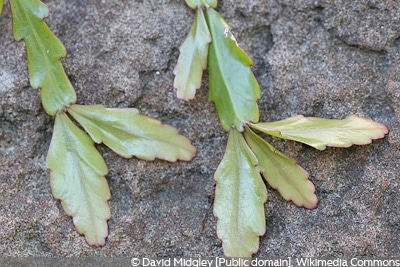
[244, 127, 318, 209]
[67, 104, 196, 162]
[47, 113, 111, 246]
[173, 7, 211, 100]
[214, 129, 267, 257]
[249, 115, 389, 150]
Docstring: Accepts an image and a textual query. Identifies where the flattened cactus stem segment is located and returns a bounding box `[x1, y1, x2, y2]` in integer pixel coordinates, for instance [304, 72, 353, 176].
[185, 0, 217, 9]
[47, 113, 111, 247]
[7, 0, 197, 248]
[244, 127, 318, 209]
[214, 129, 267, 257]
[9, 0, 76, 115]
[248, 115, 389, 150]
[68, 104, 196, 162]
[173, 7, 211, 100]
[205, 8, 261, 131]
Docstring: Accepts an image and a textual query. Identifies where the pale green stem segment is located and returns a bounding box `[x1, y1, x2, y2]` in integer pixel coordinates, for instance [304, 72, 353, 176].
[185, 0, 217, 9]
[9, 0, 76, 115]
[0, 0, 3, 15]
[214, 129, 267, 257]
[205, 8, 261, 131]
[244, 127, 318, 209]
[173, 7, 211, 100]
[249, 115, 389, 150]
[47, 113, 110, 247]
[67, 104, 196, 162]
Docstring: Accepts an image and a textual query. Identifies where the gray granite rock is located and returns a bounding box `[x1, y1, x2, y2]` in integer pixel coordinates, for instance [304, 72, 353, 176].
[0, 0, 399, 258]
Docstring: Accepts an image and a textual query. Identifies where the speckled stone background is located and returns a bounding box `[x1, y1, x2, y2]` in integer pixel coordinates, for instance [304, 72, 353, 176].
[0, 0, 399, 258]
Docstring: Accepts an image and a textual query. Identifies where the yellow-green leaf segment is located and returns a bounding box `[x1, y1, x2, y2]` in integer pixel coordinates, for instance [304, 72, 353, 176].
[176, 0, 260, 131]
[173, 7, 211, 100]
[47, 113, 111, 246]
[7, 0, 196, 247]
[185, 0, 217, 9]
[214, 129, 267, 257]
[176, 0, 388, 258]
[10, 0, 76, 115]
[206, 8, 260, 131]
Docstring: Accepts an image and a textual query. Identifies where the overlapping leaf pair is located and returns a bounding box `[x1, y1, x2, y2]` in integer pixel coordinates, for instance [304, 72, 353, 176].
[7, 0, 195, 246]
[2, 0, 390, 254]
[174, 0, 388, 257]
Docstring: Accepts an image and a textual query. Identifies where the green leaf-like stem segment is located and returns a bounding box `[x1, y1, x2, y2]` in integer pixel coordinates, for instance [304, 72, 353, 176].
[248, 115, 389, 150]
[10, 0, 76, 115]
[174, 7, 211, 100]
[244, 127, 318, 209]
[47, 113, 110, 246]
[214, 129, 267, 257]
[205, 8, 261, 131]
[68, 104, 196, 162]
[185, 0, 217, 9]
[0, 0, 3, 15]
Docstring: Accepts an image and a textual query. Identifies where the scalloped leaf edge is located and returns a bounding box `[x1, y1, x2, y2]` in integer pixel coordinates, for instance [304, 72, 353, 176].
[67, 104, 196, 162]
[214, 129, 267, 257]
[249, 115, 388, 150]
[244, 127, 318, 209]
[173, 7, 211, 100]
[47, 113, 111, 247]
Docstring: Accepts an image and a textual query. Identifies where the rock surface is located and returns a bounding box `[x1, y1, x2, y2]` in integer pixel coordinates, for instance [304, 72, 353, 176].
[0, 0, 399, 259]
